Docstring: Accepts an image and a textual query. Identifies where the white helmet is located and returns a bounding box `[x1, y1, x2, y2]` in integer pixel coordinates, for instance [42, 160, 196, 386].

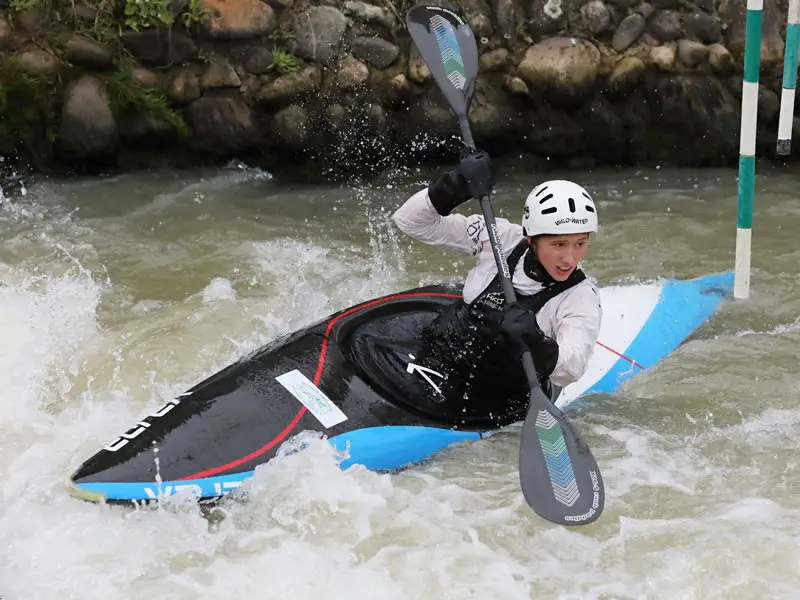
[521, 180, 598, 237]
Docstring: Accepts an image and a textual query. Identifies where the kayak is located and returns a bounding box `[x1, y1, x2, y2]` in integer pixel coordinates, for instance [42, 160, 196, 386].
[68, 271, 734, 504]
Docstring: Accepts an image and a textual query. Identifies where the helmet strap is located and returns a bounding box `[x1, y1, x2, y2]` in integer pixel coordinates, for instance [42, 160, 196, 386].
[523, 239, 556, 285]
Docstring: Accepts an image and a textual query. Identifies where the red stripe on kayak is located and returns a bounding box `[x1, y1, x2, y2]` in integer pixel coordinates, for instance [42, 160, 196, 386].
[596, 341, 645, 370]
[178, 291, 462, 481]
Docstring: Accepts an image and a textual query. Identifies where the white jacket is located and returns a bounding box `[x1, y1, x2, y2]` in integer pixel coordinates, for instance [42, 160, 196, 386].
[392, 188, 602, 388]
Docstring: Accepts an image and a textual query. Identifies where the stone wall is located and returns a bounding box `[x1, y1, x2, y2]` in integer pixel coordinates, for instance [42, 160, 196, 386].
[0, 0, 797, 180]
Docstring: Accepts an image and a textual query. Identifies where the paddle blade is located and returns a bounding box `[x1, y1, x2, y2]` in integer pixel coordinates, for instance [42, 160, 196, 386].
[519, 388, 605, 525]
[405, 5, 479, 117]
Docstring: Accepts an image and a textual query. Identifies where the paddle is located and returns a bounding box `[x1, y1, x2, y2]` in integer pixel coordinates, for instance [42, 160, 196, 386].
[405, 5, 604, 526]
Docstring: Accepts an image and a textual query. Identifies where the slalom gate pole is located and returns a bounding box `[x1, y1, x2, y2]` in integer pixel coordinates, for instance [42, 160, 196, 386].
[776, 0, 800, 155]
[735, 0, 764, 300]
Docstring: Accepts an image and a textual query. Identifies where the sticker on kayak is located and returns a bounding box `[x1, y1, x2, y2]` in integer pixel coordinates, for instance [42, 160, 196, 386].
[276, 369, 348, 428]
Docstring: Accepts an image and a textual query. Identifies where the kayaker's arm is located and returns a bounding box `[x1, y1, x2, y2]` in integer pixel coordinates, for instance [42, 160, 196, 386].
[393, 151, 495, 256]
[392, 188, 483, 256]
[549, 285, 603, 388]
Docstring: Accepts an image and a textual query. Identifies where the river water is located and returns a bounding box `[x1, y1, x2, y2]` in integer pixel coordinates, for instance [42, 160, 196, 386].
[1, 159, 799, 599]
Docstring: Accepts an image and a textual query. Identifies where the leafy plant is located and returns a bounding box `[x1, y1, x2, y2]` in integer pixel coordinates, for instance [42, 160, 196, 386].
[8, 0, 39, 12]
[181, 0, 209, 28]
[123, 0, 174, 31]
[102, 59, 188, 135]
[272, 48, 301, 74]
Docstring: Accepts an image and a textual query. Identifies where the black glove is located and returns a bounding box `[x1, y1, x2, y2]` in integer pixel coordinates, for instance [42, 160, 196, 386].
[499, 303, 559, 378]
[427, 149, 495, 216]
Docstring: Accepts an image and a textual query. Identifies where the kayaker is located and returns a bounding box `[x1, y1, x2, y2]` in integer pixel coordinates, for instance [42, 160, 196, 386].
[392, 150, 602, 404]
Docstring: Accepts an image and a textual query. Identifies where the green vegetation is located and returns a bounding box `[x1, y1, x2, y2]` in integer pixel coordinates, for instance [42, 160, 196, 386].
[271, 48, 301, 74]
[123, 0, 173, 31]
[0, 56, 63, 163]
[101, 59, 188, 136]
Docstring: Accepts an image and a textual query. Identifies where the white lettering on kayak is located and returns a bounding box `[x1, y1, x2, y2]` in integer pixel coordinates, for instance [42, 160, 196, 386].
[276, 369, 348, 428]
[406, 354, 445, 395]
[102, 396, 185, 452]
[143, 480, 242, 499]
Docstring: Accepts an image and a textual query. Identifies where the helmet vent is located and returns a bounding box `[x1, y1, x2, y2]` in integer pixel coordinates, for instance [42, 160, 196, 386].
[538, 193, 554, 205]
[568, 197, 576, 213]
[585, 204, 596, 213]
[541, 206, 557, 215]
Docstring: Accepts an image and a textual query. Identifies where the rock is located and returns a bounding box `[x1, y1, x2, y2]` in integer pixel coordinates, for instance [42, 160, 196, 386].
[523, 104, 584, 158]
[291, 6, 348, 64]
[707, 42, 734, 73]
[167, 69, 202, 104]
[613, 13, 646, 52]
[408, 44, 431, 84]
[493, 0, 518, 44]
[525, 0, 568, 38]
[257, 65, 322, 105]
[608, 56, 646, 93]
[479, 48, 510, 73]
[57, 75, 117, 162]
[119, 114, 175, 140]
[692, 0, 714, 12]
[271, 105, 309, 151]
[518, 37, 601, 101]
[402, 96, 460, 141]
[199, 58, 242, 90]
[132, 66, 162, 88]
[640, 32, 661, 46]
[324, 102, 385, 136]
[682, 11, 722, 44]
[649, 42, 676, 70]
[331, 56, 369, 91]
[237, 73, 262, 103]
[200, 0, 276, 40]
[342, 1, 394, 28]
[187, 94, 261, 153]
[719, 0, 784, 70]
[239, 46, 274, 74]
[649, 10, 683, 42]
[64, 35, 116, 70]
[68, 2, 98, 22]
[0, 14, 17, 51]
[14, 8, 47, 38]
[636, 2, 655, 19]
[16, 49, 60, 76]
[577, 0, 611, 36]
[757, 83, 779, 122]
[677, 39, 708, 68]
[460, 0, 494, 38]
[350, 37, 399, 69]
[468, 76, 519, 140]
[503, 74, 529, 95]
[380, 72, 410, 104]
[121, 30, 197, 67]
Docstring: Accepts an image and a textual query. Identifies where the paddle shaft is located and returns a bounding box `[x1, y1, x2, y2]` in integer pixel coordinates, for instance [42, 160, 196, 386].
[456, 118, 541, 390]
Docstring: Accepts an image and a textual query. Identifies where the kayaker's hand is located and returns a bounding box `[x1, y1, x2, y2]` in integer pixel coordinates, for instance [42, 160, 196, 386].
[500, 303, 559, 378]
[427, 149, 494, 216]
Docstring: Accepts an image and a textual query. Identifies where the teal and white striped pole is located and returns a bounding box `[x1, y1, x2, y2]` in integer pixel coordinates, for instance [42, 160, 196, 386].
[776, 0, 800, 155]
[735, 0, 764, 300]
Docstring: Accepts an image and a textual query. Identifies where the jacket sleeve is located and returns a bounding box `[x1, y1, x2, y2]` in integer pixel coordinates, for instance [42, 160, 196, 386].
[549, 284, 603, 388]
[392, 188, 486, 256]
